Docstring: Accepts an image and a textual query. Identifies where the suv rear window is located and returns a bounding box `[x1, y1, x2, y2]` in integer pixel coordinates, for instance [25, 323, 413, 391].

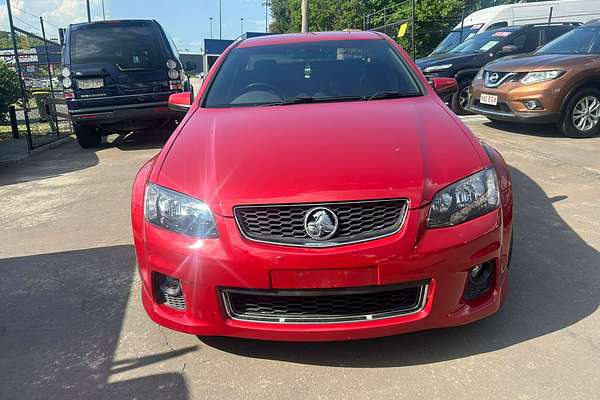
[204, 40, 421, 108]
[70, 25, 162, 69]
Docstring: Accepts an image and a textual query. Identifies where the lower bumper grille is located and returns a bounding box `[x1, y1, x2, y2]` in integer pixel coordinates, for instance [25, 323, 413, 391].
[221, 281, 428, 324]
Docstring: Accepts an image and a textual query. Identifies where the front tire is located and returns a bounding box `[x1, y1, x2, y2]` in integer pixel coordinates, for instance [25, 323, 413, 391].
[74, 124, 101, 148]
[559, 88, 600, 138]
[451, 79, 473, 115]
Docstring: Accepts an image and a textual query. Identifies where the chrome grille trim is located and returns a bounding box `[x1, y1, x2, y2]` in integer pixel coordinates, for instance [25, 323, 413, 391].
[221, 281, 429, 324]
[233, 199, 409, 248]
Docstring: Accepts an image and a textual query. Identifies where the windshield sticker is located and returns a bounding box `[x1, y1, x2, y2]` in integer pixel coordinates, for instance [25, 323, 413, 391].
[479, 41, 499, 51]
[492, 31, 512, 37]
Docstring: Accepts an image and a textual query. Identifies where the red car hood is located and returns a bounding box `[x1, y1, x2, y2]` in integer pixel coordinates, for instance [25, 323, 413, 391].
[157, 97, 486, 217]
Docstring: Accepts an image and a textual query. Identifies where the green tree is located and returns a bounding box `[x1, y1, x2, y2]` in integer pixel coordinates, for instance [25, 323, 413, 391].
[269, 0, 527, 57]
[0, 61, 21, 123]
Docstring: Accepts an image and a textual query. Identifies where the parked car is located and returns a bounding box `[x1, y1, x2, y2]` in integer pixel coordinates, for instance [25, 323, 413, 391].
[470, 20, 600, 138]
[432, 0, 600, 55]
[417, 23, 578, 114]
[60, 19, 195, 148]
[131, 31, 513, 341]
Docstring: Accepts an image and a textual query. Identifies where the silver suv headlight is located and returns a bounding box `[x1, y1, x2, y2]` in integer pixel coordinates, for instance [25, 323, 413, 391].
[144, 183, 218, 238]
[423, 63, 453, 73]
[428, 168, 499, 228]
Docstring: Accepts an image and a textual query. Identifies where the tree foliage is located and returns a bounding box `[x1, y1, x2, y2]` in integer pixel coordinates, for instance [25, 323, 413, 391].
[269, 0, 535, 57]
[0, 61, 21, 123]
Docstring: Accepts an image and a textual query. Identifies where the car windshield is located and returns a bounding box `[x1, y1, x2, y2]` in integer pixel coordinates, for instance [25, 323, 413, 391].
[537, 26, 600, 54]
[203, 39, 422, 108]
[449, 29, 515, 53]
[431, 25, 482, 54]
[70, 25, 162, 69]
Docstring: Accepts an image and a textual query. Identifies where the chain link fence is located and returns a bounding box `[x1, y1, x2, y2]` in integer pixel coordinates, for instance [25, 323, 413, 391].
[1, 5, 71, 154]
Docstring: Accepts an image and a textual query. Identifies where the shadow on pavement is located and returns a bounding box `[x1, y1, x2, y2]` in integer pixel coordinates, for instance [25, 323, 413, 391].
[0, 140, 99, 186]
[483, 121, 563, 138]
[201, 167, 599, 367]
[0, 245, 195, 399]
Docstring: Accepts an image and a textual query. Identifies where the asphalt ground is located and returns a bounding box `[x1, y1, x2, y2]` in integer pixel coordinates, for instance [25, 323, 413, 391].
[0, 118, 599, 399]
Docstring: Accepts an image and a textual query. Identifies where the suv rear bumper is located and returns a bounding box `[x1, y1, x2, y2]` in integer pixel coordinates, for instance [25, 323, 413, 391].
[69, 101, 175, 125]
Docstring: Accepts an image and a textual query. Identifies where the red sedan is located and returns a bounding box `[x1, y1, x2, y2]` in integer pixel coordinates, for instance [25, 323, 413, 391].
[131, 31, 513, 341]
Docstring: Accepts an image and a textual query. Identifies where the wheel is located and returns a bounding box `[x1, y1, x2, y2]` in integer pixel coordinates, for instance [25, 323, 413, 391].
[74, 124, 101, 148]
[450, 79, 473, 115]
[559, 88, 600, 138]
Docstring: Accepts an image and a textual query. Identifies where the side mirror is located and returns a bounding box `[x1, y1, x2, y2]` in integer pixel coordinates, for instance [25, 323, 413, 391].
[500, 45, 517, 55]
[168, 91, 193, 113]
[184, 61, 197, 72]
[430, 77, 458, 97]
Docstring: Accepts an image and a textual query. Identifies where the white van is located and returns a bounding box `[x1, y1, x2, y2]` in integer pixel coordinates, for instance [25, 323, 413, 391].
[432, 0, 600, 54]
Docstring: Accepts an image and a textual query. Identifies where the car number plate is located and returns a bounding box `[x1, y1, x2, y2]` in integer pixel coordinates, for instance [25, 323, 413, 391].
[77, 78, 104, 90]
[480, 93, 498, 106]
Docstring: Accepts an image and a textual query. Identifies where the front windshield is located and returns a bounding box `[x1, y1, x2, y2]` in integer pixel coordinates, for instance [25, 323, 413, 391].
[449, 29, 515, 54]
[432, 25, 482, 54]
[203, 40, 422, 108]
[537, 26, 600, 55]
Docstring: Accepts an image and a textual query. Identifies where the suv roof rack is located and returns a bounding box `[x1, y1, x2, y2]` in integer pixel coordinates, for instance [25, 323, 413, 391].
[524, 22, 583, 28]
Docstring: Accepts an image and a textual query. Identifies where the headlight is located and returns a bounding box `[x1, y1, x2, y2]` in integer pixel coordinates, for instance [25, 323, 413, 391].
[62, 77, 72, 88]
[520, 70, 563, 85]
[144, 183, 218, 238]
[428, 168, 499, 228]
[61, 67, 71, 77]
[168, 69, 180, 79]
[475, 68, 484, 80]
[423, 64, 453, 73]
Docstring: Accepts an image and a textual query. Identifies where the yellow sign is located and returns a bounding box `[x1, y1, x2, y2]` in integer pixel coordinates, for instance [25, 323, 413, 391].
[397, 23, 408, 38]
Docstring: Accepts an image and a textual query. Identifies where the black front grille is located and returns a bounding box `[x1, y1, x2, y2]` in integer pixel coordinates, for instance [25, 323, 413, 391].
[474, 100, 513, 114]
[222, 282, 428, 324]
[234, 199, 408, 247]
[158, 291, 186, 310]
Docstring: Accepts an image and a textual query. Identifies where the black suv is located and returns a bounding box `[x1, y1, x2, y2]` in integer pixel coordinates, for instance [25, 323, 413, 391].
[416, 23, 578, 114]
[61, 20, 194, 148]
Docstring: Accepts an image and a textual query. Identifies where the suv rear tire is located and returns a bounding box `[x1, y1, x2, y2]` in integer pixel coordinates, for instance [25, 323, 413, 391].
[559, 88, 600, 138]
[451, 79, 473, 115]
[74, 124, 101, 148]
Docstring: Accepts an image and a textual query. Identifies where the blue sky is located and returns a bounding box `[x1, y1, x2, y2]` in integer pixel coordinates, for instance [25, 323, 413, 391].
[0, 0, 271, 52]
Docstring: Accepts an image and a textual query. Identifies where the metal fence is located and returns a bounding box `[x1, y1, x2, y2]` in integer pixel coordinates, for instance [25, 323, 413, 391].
[1, 1, 71, 154]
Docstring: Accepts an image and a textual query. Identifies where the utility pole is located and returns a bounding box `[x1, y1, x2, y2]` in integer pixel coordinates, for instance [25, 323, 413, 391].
[209, 17, 213, 39]
[263, 1, 270, 33]
[86, 0, 91, 22]
[102, 0, 106, 20]
[241, 18, 244, 35]
[301, 0, 309, 33]
[219, 0, 222, 39]
[411, 0, 416, 60]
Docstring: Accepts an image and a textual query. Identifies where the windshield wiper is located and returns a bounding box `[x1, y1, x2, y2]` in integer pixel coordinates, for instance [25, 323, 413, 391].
[269, 95, 364, 106]
[364, 91, 421, 101]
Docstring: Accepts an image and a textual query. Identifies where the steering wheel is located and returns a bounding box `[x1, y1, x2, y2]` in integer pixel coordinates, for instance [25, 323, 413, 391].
[239, 83, 281, 98]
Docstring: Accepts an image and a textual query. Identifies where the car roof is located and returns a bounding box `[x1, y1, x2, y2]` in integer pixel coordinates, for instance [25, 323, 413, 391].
[583, 19, 600, 27]
[237, 31, 383, 48]
[69, 19, 157, 30]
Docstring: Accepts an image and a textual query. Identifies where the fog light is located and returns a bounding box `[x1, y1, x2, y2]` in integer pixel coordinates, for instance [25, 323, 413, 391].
[523, 100, 542, 110]
[470, 264, 482, 278]
[159, 275, 181, 296]
[465, 262, 495, 300]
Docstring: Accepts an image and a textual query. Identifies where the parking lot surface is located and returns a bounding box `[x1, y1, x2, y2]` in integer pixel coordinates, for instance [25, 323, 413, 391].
[1, 121, 599, 399]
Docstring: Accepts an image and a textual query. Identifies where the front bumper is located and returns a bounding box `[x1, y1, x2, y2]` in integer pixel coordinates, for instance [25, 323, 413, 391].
[135, 205, 512, 341]
[468, 80, 562, 123]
